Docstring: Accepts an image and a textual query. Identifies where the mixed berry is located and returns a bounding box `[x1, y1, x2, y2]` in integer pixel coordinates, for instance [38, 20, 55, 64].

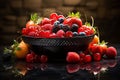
[22, 12, 95, 38]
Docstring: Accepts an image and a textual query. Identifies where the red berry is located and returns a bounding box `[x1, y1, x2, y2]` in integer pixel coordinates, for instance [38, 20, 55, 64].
[26, 20, 34, 28]
[41, 18, 51, 25]
[79, 52, 85, 58]
[90, 44, 103, 54]
[83, 55, 92, 63]
[66, 52, 80, 63]
[56, 29, 65, 38]
[93, 53, 101, 61]
[65, 31, 73, 37]
[66, 64, 79, 73]
[50, 33, 57, 38]
[26, 54, 34, 63]
[78, 25, 94, 36]
[22, 28, 28, 35]
[50, 13, 58, 20]
[40, 55, 48, 63]
[106, 47, 117, 58]
[41, 24, 53, 31]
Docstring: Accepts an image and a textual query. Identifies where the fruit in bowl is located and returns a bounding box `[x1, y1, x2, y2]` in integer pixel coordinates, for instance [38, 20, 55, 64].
[22, 12, 95, 59]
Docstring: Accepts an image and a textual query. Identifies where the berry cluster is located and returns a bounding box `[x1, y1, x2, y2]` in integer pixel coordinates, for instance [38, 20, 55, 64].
[26, 52, 48, 63]
[66, 39, 117, 63]
[22, 12, 95, 38]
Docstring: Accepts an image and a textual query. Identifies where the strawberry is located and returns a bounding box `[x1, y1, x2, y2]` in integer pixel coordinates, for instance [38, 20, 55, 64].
[65, 31, 73, 37]
[41, 24, 53, 31]
[78, 25, 94, 36]
[66, 64, 79, 73]
[56, 29, 65, 38]
[50, 13, 58, 20]
[93, 53, 101, 61]
[41, 18, 51, 25]
[89, 44, 102, 54]
[83, 54, 92, 63]
[89, 35, 99, 46]
[105, 46, 117, 58]
[63, 12, 82, 28]
[66, 52, 80, 63]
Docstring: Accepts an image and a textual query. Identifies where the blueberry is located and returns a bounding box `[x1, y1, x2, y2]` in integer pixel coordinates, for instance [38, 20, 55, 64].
[54, 21, 60, 27]
[79, 32, 86, 36]
[73, 32, 78, 37]
[62, 25, 70, 32]
[52, 26, 60, 33]
[71, 24, 79, 32]
[58, 18, 64, 23]
[59, 24, 64, 29]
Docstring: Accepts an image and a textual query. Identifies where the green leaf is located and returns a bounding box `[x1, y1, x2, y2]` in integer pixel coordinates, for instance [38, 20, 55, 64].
[30, 13, 41, 24]
[68, 12, 81, 18]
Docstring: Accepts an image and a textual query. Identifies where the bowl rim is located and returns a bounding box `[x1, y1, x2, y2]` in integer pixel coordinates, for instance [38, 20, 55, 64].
[22, 34, 95, 39]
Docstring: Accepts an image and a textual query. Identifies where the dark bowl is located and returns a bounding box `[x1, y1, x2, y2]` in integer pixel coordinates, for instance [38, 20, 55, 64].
[22, 35, 94, 61]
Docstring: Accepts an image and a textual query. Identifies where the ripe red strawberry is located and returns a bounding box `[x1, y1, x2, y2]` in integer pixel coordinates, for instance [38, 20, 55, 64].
[41, 24, 53, 31]
[66, 52, 80, 63]
[50, 13, 58, 20]
[56, 29, 65, 38]
[65, 31, 73, 37]
[63, 12, 82, 28]
[66, 64, 79, 73]
[106, 46, 117, 58]
[89, 44, 102, 54]
[83, 55, 92, 63]
[40, 55, 48, 63]
[78, 25, 94, 36]
[93, 53, 101, 61]
[41, 18, 51, 25]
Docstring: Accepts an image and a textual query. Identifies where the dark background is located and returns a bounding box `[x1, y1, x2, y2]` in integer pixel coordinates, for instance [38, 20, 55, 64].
[0, 0, 120, 46]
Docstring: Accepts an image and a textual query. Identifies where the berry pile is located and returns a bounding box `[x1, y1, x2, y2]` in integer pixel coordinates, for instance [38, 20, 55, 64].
[22, 12, 95, 38]
[66, 36, 117, 63]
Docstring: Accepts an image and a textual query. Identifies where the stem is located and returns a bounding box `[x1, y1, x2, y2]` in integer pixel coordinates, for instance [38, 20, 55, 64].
[91, 16, 94, 27]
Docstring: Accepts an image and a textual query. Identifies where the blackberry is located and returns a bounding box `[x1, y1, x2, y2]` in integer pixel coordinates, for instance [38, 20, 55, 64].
[71, 24, 79, 32]
[62, 25, 70, 32]
[59, 24, 64, 29]
[52, 26, 60, 33]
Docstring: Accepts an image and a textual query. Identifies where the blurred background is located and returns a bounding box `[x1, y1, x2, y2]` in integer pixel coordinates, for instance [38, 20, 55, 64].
[0, 0, 120, 46]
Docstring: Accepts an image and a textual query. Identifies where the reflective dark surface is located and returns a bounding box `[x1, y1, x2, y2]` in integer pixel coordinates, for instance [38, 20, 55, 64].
[0, 57, 120, 80]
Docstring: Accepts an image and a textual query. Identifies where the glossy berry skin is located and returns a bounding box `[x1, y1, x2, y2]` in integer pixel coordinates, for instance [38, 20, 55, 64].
[65, 31, 73, 37]
[58, 18, 64, 23]
[83, 55, 92, 63]
[26, 54, 34, 63]
[56, 30, 65, 38]
[93, 53, 101, 61]
[106, 47, 117, 58]
[79, 32, 86, 36]
[66, 52, 80, 63]
[78, 25, 94, 36]
[71, 24, 79, 32]
[40, 55, 48, 63]
[41, 18, 51, 25]
[66, 64, 79, 73]
[63, 18, 82, 28]
[50, 13, 58, 20]
[73, 32, 78, 37]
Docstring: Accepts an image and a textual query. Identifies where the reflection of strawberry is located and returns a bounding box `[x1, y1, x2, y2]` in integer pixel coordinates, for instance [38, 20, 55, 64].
[106, 46, 117, 58]
[66, 52, 80, 63]
[66, 64, 79, 73]
[93, 53, 101, 61]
